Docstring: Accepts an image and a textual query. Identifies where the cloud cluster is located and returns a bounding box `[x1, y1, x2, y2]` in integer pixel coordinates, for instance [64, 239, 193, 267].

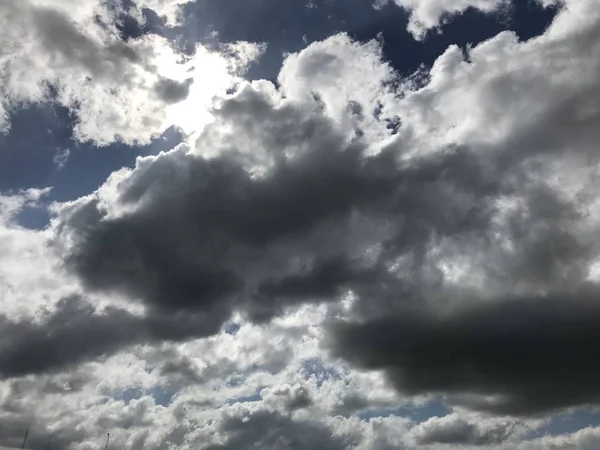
[376, 0, 509, 38]
[2, 0, 600, 448]
[38, 0, 600, 421]
[409, 412, 527, 446]
[0, 0, 262, 145]
[331, 290, 600, 415]
[0, 295, 228, 378]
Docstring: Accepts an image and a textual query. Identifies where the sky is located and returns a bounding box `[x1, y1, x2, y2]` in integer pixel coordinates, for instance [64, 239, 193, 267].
[2, 0, 600, 449]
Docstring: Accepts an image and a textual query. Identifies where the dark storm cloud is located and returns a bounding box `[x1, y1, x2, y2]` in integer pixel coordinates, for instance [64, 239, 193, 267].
[330, 287, 600, 416]
[53, 70, 598, 414]
[56, 96, 395, 316]
[0, 296, 225, 378]
[56, 82, 517, 321]
[250, 256, 384, 322]
[206, 411, 349, 450]
[58, 133, 507, 320]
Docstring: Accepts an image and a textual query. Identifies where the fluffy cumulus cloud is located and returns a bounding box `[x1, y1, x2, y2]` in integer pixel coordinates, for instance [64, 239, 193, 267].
[0, 0, 262, 145]
[376, 0, 509, 38]
[2, 0, 600, 448]
[408, 412, 529, 446]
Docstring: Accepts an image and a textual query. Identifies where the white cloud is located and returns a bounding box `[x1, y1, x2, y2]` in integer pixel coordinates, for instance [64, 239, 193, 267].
[396, 0, 600, 158]
[407, 412, 534, 446]
[0, 0, 263, 145]
[0, 189, 79, 320]
[130, 0, 193, 26]
[376, 0, 510, 39]
[278, 33, 399, 150]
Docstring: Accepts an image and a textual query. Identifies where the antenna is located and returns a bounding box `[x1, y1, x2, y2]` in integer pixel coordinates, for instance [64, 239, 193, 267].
[104, 433, 110, 450]
[46, 434, 52, 450]
[21, 421, 31, 450]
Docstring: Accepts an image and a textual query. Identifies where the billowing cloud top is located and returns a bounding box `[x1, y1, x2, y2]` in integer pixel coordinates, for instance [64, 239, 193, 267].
[2, 0, 600, 449]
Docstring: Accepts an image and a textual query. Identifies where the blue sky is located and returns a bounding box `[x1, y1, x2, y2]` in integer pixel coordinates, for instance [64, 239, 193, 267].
[2, 0, 600, 449]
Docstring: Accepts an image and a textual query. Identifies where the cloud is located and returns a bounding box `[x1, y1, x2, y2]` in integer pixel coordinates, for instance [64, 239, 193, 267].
[262, 383, 313, 411]
[53, 76, 406, 322]
[0, 298, 409, 450]
[0, 0, 261, 145]
[3, 0, 600, 446]
[130, 0, 195, 26]
[54, 85, 508, 324]
[396, 2, 600, 158]
[0, 414, 80, 450]
[0, 188, 51, 226]
[375, 0, 511, 39]
[0, 295, 229, 378]
[153, 77, 194, 103]
[409, 412, 525, 446]
[46, 0, 600, 418]
[0, 189, 82, 324]
[278, 33, 398, 148]
[319, 0, 600, 417]
[330, 288, 600, 415]
[205, 410, 349, 450]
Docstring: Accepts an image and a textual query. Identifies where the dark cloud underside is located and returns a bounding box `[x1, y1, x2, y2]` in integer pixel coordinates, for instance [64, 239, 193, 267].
[0, 296, 225, 378]
[330, 289, 600, 415]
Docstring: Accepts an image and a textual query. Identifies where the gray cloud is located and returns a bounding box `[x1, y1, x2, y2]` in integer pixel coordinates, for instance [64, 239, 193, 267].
[0, 414, 82, 450]
[56, 84, 511, 324]
[330, 287, 600, 416]
[410, 413, 518, 446]
[0, 296, 225, 378]
[55, 91, 401, 319]
[205, 411, 349, 450]
[51, 71, 599, 416]
[158, 355, 204, 385]
[31, 6, 143, 81]
[284, 386, 312, 411]
[154, 77, 194, 103]
[267, 384, 313, 411]
[44, 6, 600, 419]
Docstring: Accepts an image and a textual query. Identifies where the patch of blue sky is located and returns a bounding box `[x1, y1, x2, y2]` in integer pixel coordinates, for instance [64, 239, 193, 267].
[527, 408, 600, 439]
[358, 399, 450, 423]
[300, 358, 345, 388]
[222, 322, 241, 336]
[148, 387, 176, 407]
[113, 386, 176, 407]
[114, 386, 144, 404]
[225, 390, 264, 405]
[0, 103, 182, 230]
[161, 0, 558, 82]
